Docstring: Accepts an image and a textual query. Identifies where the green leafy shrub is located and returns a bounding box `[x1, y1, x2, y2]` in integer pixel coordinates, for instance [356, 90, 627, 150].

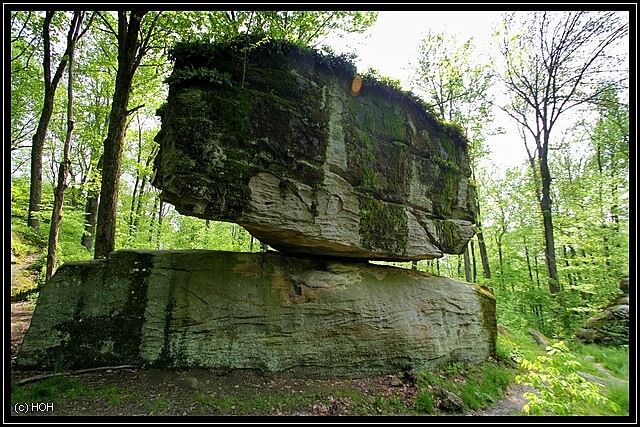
[516, 341, 619, 415]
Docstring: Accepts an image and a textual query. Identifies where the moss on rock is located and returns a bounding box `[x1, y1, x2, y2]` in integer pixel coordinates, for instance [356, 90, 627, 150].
[359, 195, 408, 255]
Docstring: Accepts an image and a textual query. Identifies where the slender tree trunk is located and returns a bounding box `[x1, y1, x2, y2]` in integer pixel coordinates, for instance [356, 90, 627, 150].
[463, 244, 472, 282]
[28, 11, 70, 231]
[539, 147, 560, 294]
[81, 155, 102, 250]
[533, 252, 541, 289]
[475, 202, 491, 279]
[470, 239, 477, 283]
[128, 115, 144, 239]
[411, 260, 418, 271]
[562, 245, 575, 288]
[496, 235, 504, 288]
[524, 237, 533, 285]
[94, 11, 148, 259]
[46, 12, 84, 281]
[156, 199, 164, 249]
[149, 195, 158, 243]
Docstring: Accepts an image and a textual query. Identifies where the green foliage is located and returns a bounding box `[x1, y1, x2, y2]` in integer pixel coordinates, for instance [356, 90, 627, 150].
[603, 383, 629, 415]
[11, 377, 86, 405]
[414, 360, 515, 414]
[362, 68, 402, 91]
[569, 341, 629, 377]
[164, 67, 232, 87]
[414, 391, 435, 413]
[516, 341, 619, 415]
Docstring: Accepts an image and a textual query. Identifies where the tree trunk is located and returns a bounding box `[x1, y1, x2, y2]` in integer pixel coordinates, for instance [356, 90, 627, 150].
[538, 145, 560, 294]
[470, 239, 477, 283]
[463, 244, 472, 282]
[94, 11, 148, 259]
[156, 199, 164, 249]
[496, 235, 504, 289]
[46, 12, 84, 280]
[533, 252, 541, 289]
[523, 237, 533, 285]
[81, 155, 103, 250]
[149, 195, 158, 243]
[28, 11, 70, 231]
[476, 208, 491, 279]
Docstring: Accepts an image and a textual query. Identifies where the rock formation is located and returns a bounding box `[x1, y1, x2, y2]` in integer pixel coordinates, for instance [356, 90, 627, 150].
[576, 277, 629, 346]
[18, 38, 496, 378]
[152, 39, 477, 261]
[18, 250, 496, 376]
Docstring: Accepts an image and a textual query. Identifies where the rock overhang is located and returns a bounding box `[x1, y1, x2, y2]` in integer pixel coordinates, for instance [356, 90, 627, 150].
[152, 37, 477, 261]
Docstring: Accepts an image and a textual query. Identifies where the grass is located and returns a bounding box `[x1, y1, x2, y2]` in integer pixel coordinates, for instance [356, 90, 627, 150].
[11, 376, 87, 405]
[569, 341, 629, 378]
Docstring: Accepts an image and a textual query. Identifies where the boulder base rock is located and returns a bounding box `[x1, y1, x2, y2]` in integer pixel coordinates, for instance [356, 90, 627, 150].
[152, 39, 477, 261]
[18, 250, 496, 377]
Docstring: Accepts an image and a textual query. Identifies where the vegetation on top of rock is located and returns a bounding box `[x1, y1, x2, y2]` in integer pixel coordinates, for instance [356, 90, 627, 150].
[165, 35, 468, 147]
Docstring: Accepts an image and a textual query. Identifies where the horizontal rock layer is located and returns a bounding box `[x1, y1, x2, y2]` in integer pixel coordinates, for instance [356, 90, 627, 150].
[18, 250, 496, 377]
[152, 40, 477, 261]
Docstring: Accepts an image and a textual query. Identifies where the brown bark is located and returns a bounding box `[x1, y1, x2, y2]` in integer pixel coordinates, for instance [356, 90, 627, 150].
[46, 11, 85, 280]
[94, 11, 149, 259]
[476, 203, 491, 279]
[538, 142, 560, 294]
[463, 244, 472, 282]
[523, 237, 533, 284]
[28, 11, 70, 230]
[81, 155, 102, 250]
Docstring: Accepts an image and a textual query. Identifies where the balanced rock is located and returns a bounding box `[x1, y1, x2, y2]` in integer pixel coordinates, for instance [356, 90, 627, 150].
[152, 38, 477, 261]
[18, 250, 496, 376]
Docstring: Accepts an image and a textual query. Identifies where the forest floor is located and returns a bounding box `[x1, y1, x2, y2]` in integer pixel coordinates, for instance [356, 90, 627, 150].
[10, 301, 530, 418]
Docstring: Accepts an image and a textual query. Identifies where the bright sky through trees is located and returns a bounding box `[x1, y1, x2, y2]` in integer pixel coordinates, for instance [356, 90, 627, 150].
[323, 11, 556, 172]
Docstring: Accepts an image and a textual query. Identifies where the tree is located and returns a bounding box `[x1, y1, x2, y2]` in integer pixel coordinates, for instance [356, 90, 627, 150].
[11, 11, 44, 173]
[45, 11, 91, 280]
[497, 11, 628, 294]
[411, 31, 495, 281]
[190, 11, 378, 47]
[27, 11, 75, 231]
[93, 11, 160, 259]
[74, 31, 115, 249]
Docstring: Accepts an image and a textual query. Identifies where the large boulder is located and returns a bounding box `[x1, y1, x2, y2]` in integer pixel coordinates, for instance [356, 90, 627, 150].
[18, 250, 496, 377]
[152, 39, 477, 261]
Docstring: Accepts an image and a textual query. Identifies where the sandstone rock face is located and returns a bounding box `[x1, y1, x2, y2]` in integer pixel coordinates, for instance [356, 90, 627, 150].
[152, 40, 477, 261]
[18, 250, 496, 377]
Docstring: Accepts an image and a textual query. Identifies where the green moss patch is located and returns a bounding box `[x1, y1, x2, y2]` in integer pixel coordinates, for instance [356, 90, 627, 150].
[358, 195, 408, 254]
